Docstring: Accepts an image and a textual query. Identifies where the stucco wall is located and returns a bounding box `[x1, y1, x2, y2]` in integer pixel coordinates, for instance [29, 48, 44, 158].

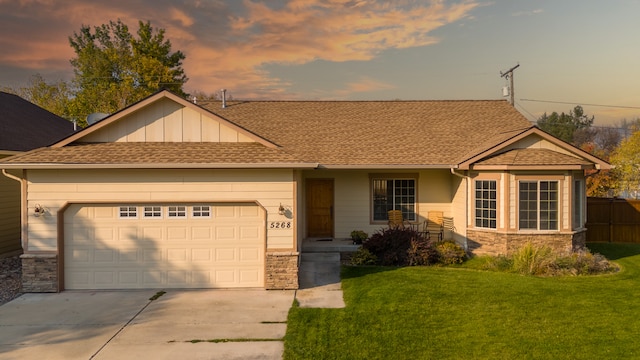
[23, 168, 296, 253]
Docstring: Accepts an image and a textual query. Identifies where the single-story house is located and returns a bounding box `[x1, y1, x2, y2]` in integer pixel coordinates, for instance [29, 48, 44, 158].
[0, 92, 74, 258]
[0, 90, 609, 292]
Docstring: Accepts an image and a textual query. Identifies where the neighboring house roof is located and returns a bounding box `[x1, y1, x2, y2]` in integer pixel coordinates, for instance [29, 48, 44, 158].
[0, 90, 610, 171]
[0, 92, 75, 152]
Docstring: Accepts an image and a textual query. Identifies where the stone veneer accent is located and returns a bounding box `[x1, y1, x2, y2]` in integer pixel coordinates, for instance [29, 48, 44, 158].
[265, 251, 299, 290]
[467, 229, 587, 256]
[21, 253, 58, 293]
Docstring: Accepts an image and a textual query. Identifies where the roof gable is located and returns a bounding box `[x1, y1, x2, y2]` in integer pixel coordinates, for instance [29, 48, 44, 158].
[54, 91, 276, 148]
[0, 92, 74, 151]
[458, 127, 611, 170]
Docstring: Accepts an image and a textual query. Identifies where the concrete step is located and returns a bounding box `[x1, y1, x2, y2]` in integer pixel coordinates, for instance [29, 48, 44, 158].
[300, 252, 341, 262]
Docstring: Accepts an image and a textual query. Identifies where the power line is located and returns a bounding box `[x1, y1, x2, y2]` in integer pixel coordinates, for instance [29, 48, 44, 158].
[521, 98, 640, 110]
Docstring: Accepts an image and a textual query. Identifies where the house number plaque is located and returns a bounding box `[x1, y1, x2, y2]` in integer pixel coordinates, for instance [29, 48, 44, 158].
[269, 221, 292, 229]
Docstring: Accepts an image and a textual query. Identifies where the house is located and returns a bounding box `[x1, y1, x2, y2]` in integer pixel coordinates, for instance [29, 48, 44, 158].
[0, 92, 74, 258]
[0, 90, 609, 292]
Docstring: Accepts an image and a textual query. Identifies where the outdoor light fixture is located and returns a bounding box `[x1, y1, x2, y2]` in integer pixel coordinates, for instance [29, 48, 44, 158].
[34, 204, 45, 217]
[278, 203, 286, 215]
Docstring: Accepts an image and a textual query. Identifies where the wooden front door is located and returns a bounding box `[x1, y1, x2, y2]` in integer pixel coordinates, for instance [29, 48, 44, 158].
[306, 179, 334, 237]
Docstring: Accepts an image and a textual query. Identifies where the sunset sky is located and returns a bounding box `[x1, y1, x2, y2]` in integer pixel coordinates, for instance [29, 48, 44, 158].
[1, 0, 639, 125]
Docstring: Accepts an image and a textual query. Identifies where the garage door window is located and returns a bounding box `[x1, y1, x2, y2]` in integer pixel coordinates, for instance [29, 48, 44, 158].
[168, 206, 187, 218]
[119, 206, 137, 218]
[143, 206, 162, 218]
[192, 205, 211, 218]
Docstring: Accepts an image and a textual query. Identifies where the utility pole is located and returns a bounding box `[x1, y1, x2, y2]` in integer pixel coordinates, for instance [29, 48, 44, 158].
[500, 64, 520, 106]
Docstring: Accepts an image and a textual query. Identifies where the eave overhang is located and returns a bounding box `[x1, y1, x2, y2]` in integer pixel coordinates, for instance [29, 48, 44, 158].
[0, 162, 319, 170]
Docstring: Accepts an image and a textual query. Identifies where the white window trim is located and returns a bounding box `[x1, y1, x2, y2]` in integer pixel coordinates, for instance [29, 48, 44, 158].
[573, 180, 585, 230]
[474, 179, 497, 229]
[142, 205, 163, 219]
[370, 175, 418, 222]
[192, 205, 212, 218]
[118, 206, 138, 219]
[518, 180, 559, 231]
[167, 205, 187, 219]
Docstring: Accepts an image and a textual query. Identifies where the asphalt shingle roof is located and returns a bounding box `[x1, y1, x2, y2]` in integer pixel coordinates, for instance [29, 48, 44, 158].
[473, 148, 593, 167]
[201, 100, 533, 166]
[0, 92, 75, 151]
[2, 94, 562, 169]
[1, 142, 308, 166]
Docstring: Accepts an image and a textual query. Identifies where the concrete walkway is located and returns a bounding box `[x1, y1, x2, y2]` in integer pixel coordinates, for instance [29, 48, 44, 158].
[295, 238, 357, 308]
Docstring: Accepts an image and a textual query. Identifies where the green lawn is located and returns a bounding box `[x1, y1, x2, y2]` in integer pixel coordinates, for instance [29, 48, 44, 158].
[284, 243, 640, 360]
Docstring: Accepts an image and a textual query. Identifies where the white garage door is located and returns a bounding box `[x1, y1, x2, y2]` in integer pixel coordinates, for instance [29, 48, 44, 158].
[64, 203, 265, 290]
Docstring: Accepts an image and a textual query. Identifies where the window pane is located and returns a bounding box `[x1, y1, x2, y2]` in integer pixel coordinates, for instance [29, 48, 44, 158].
[474, 180, 497, 229]
[373, 178, 415, 221]
[539, 181, 558, 230]
[519, 182, 537, 229]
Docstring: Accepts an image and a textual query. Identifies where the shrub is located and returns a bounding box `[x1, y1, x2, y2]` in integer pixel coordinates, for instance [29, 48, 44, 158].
[364, 227, 431, 266]
[407, 237, 438, 266]
[350, 230, 368, 245]
[350, 247, 378, 266]
[552, 249, 619, 275]
[511, 242, 555, 275]
[435, 240, 467, 265]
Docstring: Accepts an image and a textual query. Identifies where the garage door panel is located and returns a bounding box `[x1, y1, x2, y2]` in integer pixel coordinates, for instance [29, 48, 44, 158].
[192, 227, 211, 240]
[216, 227, 236, 239]
[119, 271, 140, 285]
[119, 249, 140, 263]
[94, 249, 116, 264]
[118, 227, 138, 242]
[65, 203, 265, 289]
[240, 248, 260, 262]
[143, 227, 163, 240]
[143, 249, 163, 263]
[167, 226, 187, 240]
[168, 248, 188, 261]
[192, 249, 212, 262]
[240, 269, 260, 283]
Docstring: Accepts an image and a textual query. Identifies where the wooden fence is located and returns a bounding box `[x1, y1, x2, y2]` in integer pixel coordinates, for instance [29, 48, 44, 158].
[586, 197, 640, 243]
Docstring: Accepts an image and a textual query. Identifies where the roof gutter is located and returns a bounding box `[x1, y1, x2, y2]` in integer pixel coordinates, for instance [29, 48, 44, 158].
[319, 164, 458, 170]
[450, 167, 469, 252]
[2, 168, 27, 251]
[0, 163, 320, 170]
[2, 168, 22, 183]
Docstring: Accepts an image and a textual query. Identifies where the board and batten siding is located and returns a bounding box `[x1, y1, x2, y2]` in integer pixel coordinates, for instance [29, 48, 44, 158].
[24, 169, 295, 252]
[81, 98, 254, 143]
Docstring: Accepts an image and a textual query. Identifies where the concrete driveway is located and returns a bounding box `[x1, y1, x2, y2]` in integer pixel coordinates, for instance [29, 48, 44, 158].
[0, 289, 295, 360]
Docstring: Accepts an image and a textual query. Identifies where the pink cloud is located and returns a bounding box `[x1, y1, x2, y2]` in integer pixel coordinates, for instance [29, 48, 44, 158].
[0, 0, 480, 99]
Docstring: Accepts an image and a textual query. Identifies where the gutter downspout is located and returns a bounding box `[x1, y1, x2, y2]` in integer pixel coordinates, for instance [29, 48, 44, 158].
[2, 169, 27, 252]
[450, 167, 469, 251]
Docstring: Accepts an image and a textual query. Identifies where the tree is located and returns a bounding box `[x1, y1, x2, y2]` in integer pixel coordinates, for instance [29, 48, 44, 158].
[16, 74, 73, 119]
[68, 19, 187, 126]
[610, 129, 640, 198]
[537, 105, 594, 145]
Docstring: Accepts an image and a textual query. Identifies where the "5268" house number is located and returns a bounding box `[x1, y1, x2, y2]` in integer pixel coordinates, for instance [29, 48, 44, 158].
[269, 221, 292, 229]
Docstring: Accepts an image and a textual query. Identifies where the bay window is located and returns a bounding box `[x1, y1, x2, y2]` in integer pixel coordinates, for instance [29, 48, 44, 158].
[519, 180, 558, 230]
